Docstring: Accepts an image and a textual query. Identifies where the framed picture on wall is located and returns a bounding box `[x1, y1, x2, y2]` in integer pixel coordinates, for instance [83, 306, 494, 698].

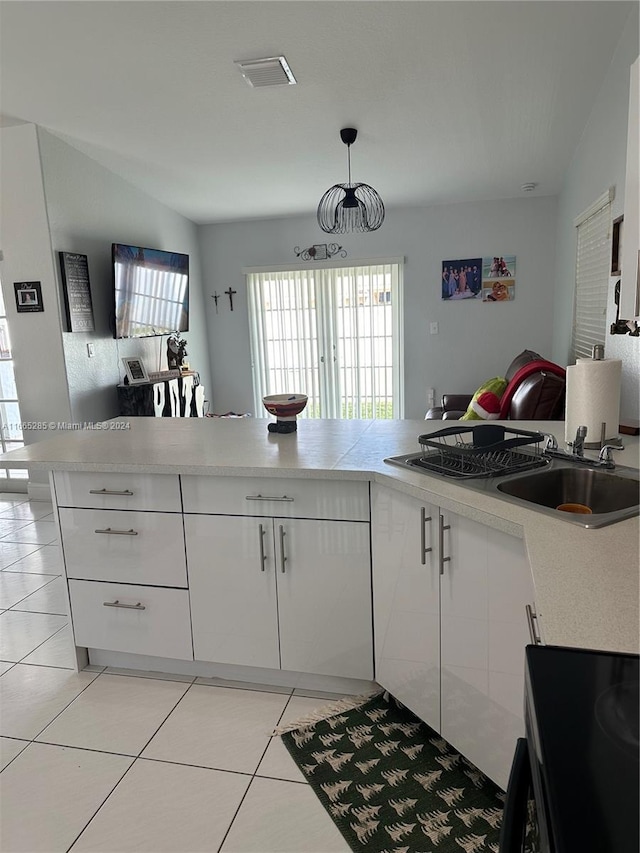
[14, 281, 44, 313]
[122, 356, 150, 385]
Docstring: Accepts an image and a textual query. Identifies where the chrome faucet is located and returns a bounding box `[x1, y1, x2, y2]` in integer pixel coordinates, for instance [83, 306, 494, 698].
[598, 444, 624, 469]
[570, 425, 587, 457]
[542, 427, 624, 469]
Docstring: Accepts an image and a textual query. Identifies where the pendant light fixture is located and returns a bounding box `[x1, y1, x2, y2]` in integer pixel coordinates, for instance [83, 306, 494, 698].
[317, 128, 385, 234]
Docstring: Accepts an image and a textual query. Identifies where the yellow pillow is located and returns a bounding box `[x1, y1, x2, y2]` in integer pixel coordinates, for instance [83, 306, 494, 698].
[460, 377, 508, 420]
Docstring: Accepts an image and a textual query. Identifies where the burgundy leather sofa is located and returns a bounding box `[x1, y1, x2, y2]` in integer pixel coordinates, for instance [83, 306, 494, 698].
[425, 349, 566, 420]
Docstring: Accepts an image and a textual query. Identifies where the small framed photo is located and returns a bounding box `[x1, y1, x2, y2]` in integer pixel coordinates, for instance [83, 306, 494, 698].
[14, 281, 44, 313]
[122, 356, 150, 385]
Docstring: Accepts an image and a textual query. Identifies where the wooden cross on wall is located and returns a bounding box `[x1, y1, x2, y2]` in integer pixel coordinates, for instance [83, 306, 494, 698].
[225, 287, 237, 311]
[211, 292, 220, 314]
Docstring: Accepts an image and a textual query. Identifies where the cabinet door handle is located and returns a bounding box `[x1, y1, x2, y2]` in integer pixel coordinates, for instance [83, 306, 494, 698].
[245, 494, 294, 502]
[258, 523, 267, 571]
[279, 524, 287, 573]
[103, 600, 146, 610]
[439, 513, 451, 575]
[94, 528, 139, 536]
[420, 507, 432, 565]
[89, 488, 134, 496]
[525, 604, 543, 645]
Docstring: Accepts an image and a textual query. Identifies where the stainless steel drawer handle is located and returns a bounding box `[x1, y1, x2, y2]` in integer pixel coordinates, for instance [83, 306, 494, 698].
[245, 494, 294, 502]
[103, 600, 146, 610]
[279, 524, 287, 573]
[94, 528, 139, 536]
[525, 604, 543, 645]
[89, 488, 134, 496]
[420, 507, 432, 565]
[258, 523, 267, 571]
[439, 514, 451, 575]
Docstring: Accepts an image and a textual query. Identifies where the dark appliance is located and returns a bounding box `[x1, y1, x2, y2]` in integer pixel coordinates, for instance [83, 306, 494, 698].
[500, 644, 639, 852]
[113, 243, 189, 339]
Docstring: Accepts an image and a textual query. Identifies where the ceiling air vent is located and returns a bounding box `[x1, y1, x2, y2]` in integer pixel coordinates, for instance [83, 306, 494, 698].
[234, 56, 297, 88]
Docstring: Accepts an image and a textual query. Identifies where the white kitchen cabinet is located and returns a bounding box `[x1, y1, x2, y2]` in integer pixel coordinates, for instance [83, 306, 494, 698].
[69, 580, 193, 660]
[440, 510, 536, 789]
[186, 512, 373, 680]
[371, 485, 440, 731]
[185, 514, 280, 669]
[372, 483, 537, 789]
[53, 471, 182, 512]
[276, 518, 372, 679]
[181, 475, 369, 521]
[59, 507, 187, 587]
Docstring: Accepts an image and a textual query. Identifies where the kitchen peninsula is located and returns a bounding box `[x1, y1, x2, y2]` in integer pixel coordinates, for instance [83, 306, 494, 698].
[2, 417, 637, 789]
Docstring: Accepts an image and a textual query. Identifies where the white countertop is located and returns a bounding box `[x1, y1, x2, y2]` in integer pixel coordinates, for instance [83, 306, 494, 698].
[2, 417, 638, 655]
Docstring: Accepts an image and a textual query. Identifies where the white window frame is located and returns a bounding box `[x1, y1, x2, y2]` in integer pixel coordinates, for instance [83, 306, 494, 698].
[244, 257, 404, 419]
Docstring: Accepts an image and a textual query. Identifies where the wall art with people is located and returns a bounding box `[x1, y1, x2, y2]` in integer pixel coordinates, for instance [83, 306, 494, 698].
[441, 255, 516, 302]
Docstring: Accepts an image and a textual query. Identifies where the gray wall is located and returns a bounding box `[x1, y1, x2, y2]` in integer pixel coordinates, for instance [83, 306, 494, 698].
[38, 128, 212, 423]
[199, 196, 558, 419]
[552, 5, 639, 421]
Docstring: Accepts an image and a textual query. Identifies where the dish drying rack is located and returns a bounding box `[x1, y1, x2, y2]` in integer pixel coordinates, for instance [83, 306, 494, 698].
[413, 425, 548, 479]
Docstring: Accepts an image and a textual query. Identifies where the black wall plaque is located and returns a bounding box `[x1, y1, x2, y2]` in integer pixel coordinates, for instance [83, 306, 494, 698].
[59, 252, 95, 332]
[14, 281, 44, 313]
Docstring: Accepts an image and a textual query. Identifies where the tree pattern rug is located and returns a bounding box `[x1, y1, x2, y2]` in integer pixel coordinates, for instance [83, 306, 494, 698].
[280, 692, 506, 853]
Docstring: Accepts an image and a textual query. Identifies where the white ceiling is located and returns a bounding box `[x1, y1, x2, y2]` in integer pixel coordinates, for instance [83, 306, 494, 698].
[0, 1, 633, 224]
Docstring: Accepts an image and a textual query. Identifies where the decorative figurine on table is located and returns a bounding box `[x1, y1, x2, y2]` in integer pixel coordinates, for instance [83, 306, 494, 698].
[167, 332, 188, 370]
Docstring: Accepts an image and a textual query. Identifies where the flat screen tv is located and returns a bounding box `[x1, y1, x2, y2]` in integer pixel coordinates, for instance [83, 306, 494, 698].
[113, 243, 189, 339]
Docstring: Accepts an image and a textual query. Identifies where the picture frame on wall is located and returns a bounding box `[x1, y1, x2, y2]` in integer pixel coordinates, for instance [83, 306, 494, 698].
[14, 281, 44, 313]
[58, 251, 95, 332]
[122, 356, 150, 385]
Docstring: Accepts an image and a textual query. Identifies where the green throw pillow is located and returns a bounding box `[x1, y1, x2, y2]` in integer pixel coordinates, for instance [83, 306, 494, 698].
[460, 376, 508, 421]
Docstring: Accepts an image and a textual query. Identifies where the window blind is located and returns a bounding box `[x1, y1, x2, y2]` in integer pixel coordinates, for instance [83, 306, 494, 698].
[247, 262, 403, 419]
[571, 195, 612, 361]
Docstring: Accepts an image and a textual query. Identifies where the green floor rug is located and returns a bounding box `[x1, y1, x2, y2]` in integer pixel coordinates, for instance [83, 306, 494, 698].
[281, 692, 505, 853]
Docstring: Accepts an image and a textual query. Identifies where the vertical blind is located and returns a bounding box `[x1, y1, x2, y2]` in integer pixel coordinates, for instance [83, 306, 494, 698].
[571, 192, 612, 361]
[246, 262, 403, 419]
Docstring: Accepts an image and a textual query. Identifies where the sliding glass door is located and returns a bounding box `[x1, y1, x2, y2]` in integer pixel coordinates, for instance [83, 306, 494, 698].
[247, 261, 403, 419]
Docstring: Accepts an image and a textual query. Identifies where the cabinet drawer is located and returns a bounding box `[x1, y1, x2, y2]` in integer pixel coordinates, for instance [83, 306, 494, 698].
[69, 580, 193, 660]
[182, 476, 369, 521]
[59, 508, 187, 587]
[53, 472, 182, 512]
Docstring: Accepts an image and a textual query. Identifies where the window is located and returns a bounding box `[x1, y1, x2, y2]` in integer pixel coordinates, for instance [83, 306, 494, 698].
[571, 189, 613, 361]
[246, 260, 403, 419]
[0, 283, 28, 488]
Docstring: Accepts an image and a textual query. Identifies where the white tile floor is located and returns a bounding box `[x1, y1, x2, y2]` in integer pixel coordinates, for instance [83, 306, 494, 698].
[0, 494, 351, 852]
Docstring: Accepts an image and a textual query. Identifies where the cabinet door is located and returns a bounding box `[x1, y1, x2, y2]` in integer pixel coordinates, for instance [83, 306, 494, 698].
[185, 515, 280, 669]
[372, 484, 440, 732]
[276, 518, 373, 680]
[440, 510, 534, 789]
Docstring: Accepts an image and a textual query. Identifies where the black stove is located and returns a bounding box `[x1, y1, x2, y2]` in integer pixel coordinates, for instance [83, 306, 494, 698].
[524, 645, 639, 853]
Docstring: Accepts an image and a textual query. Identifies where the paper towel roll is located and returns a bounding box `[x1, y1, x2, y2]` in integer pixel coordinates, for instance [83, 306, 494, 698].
[565, 358, 622, 445]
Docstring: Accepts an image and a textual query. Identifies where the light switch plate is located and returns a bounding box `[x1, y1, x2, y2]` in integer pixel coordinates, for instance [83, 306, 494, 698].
[430, 322, 439, 335]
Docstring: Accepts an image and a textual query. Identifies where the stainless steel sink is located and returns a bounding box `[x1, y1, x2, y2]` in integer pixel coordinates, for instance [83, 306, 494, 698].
[491, 462, 639, 528]
[384, 450, 639, 527]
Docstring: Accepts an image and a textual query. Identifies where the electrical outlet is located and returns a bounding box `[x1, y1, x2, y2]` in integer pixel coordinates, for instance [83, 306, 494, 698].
[427, 387, 435, 407]
[87, 343, 95, 358]
[429, 322, 439, 335]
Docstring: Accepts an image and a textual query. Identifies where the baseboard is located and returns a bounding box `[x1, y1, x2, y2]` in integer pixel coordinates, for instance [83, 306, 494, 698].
[27, 481, 52, 502]
[88, 649, 377, 695]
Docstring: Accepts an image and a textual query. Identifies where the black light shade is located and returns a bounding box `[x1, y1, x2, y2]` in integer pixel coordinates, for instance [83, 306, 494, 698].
[317, 128, 385, 234]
